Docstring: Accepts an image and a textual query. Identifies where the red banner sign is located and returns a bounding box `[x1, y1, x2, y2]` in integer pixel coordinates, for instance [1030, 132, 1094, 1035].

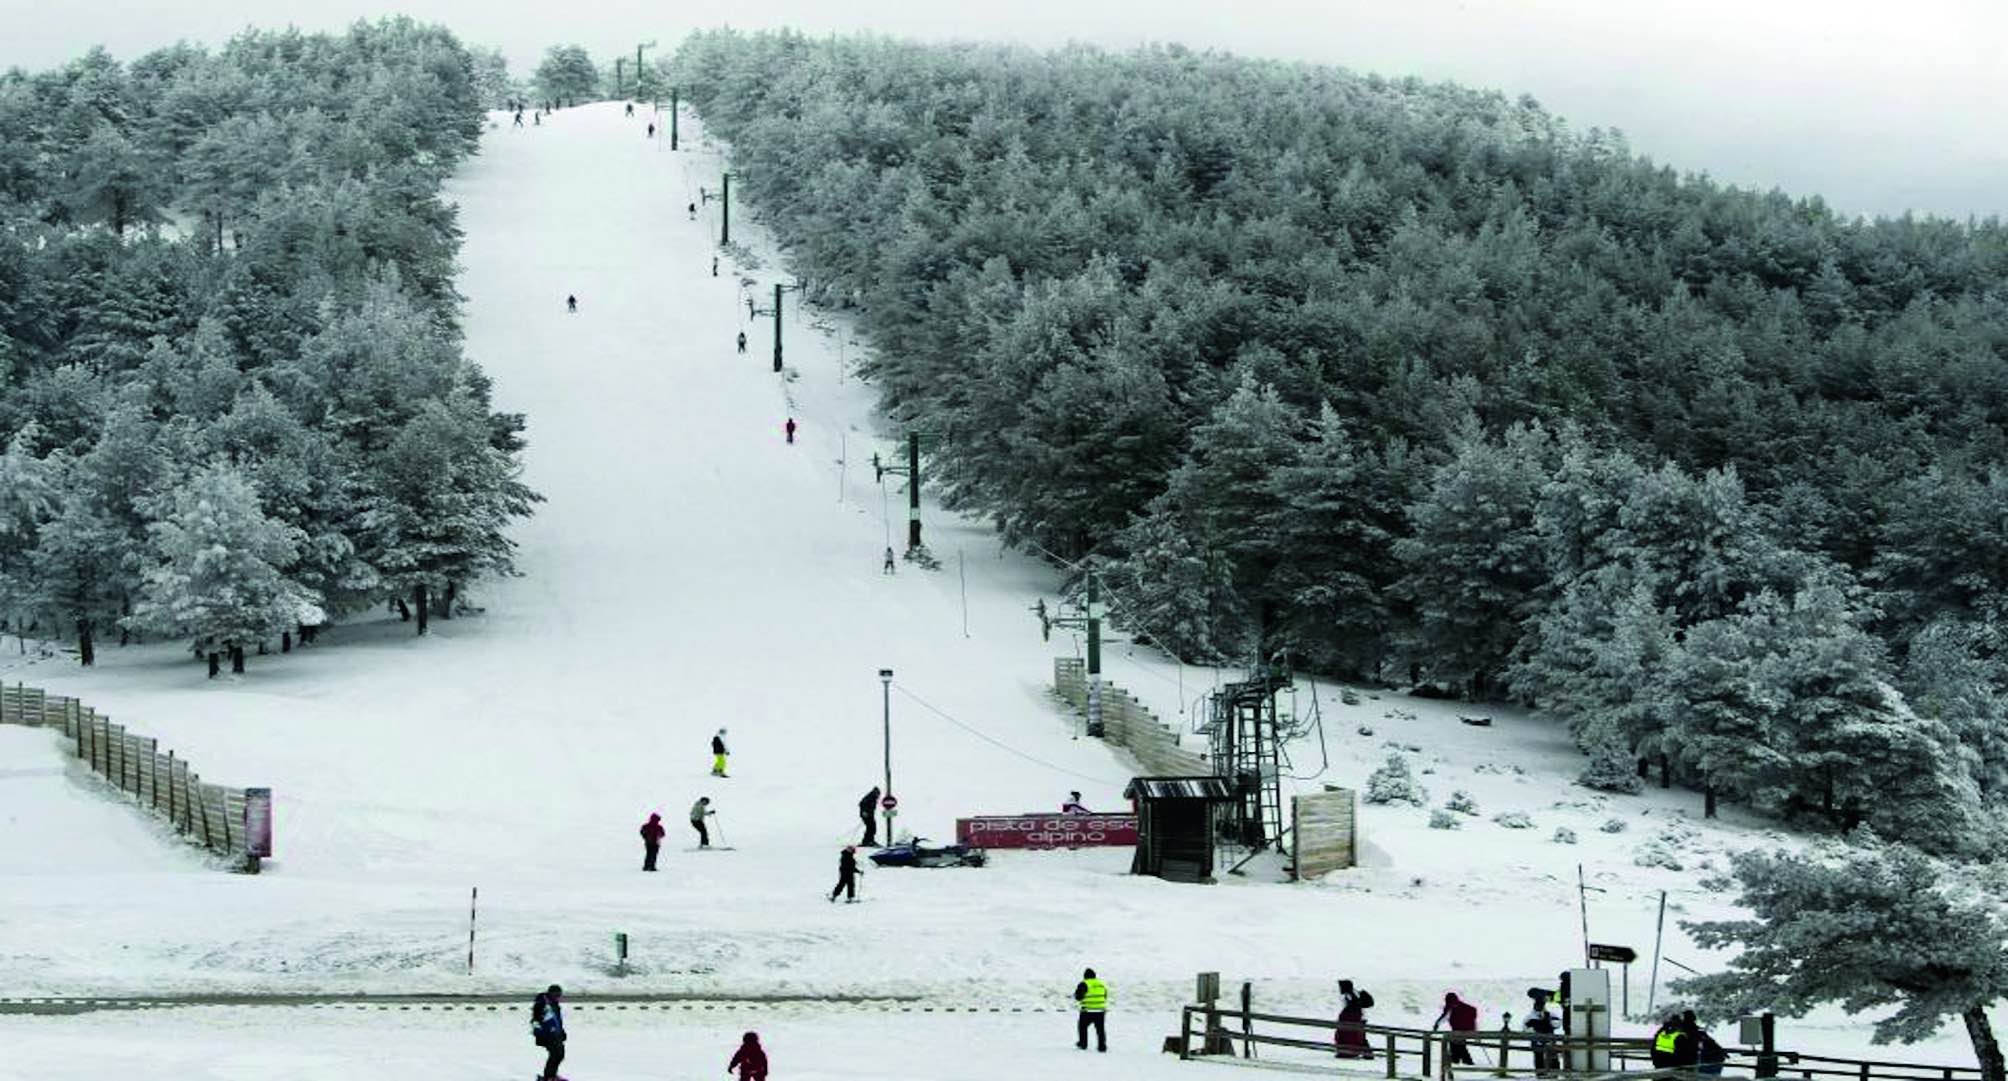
[956, 814, 1138, 849]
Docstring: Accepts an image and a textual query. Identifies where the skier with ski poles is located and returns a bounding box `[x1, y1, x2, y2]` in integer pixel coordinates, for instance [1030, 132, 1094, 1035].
[690, 796, 715, 848]
[1435, 992, 1479, 1067]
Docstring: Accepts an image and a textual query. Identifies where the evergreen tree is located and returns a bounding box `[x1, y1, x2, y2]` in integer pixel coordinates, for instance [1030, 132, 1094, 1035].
[1394, 421, 1554, 696]
[1677, 842, 2008, 1081]
[534, 45, 599, 107]
[129, 464, 314, 674]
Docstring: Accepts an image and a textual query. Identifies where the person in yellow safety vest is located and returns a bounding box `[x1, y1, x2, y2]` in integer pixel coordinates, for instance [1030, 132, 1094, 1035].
[1650, 1015, 1689, 1068]
[711, 729, 729, 777]
[1073, 968, 1109, 1052]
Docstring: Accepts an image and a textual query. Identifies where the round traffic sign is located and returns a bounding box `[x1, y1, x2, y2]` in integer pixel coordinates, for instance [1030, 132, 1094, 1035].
[881, 795, 899, 811]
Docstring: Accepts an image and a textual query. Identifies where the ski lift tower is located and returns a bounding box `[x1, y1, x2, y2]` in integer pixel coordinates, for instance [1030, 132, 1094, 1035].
[1205, 662, 1293, 851]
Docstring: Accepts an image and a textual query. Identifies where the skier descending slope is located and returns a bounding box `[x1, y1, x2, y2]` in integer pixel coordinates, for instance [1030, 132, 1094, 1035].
[690, 796, 715, 849]
[639, 812, 665, 871]
[830, 845, 862, 903]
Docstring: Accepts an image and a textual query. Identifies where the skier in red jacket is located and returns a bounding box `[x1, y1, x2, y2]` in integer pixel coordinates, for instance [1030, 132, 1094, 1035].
[1434, 992, 1479, 1065]
[640, 813, 665, 871]
[728, 1031, 768, 1080]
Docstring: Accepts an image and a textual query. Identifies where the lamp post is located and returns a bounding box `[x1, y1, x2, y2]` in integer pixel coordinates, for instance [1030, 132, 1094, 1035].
[879, 668, 894, 843]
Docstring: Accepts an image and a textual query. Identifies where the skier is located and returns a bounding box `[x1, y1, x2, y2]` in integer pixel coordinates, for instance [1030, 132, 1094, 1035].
[531, 984, 566, 1080]
[1434, 993, 1478, 1066]
[711, 728, 729, 776]
[690, 796, 715, 848]
[1334, 978, 1374, 1059]
[736, 330, 747, 354]
[1524, 989, 1559, 1075]
[625, 101, 634, 117]
[1061, 790, 1089, 814]
[566, 294, 577, 313]
[831, 845, 862, 902]
[640, 812, 665, 871]
[533, 111, 541, 126]
[785, 418, 797, 444]
[727, 1031, 769, 1080]
[647, 122, 655, 138]
[1073, 967, 1109, 1052]
[712, 255, 719, 277]
[859, 786, 881, 846]
[882, 546, 897, 575]
[688, 201, 697, 220]
[512, 110, 524, 128]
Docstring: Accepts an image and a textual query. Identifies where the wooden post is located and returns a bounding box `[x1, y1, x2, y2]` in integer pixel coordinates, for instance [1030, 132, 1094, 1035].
[1180, 1007, 1192, 1061]
[1386, 1032, 1398, 1079]
[1423, 1032, 1433, 1079]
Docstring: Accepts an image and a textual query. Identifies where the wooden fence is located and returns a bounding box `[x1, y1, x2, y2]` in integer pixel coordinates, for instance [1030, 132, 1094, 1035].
[0, 682, 258, 869]
[1053, 657, 1207, 775]
[1173, 1005, 1978, 1081]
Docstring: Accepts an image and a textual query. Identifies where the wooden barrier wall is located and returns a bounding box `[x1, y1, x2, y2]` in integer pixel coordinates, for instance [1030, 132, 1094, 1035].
[0, 682, 253, 867]
[1053, 657, 1208, 776]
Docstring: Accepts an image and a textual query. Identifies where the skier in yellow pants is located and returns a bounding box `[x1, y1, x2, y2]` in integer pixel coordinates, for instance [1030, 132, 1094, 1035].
[711, 728, 729, 777]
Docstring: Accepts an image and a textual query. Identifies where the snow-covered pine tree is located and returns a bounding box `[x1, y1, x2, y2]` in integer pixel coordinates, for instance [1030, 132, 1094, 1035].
[1365, 752, 1425, 806]
[1109, 506, 1241, 663]
[1394, 419, 1554, 698]
[1677, 842, 2008, 1081]
[129, 464, 314, 674]
[27, 489, 127, 665]
[1577, 737, 1644, 794]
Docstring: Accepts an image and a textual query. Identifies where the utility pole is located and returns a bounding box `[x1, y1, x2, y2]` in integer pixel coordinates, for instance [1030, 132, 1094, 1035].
[773, 283, 783, 372]
[879, 668, 895, 843]
[1086, 572, 1103, 737]
[1039, 573, 1105, 737]
[670, 86, 679, 150]
[720, 172, 730, 246]
[906, 432, 921, 549]
[614, 58, 625, 97]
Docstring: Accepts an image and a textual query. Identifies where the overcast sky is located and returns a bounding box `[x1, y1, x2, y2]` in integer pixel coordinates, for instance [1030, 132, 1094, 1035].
[2, 0, 2001, 221]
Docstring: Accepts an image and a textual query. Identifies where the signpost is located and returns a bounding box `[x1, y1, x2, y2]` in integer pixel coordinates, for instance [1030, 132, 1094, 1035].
[614, 932, 629, 977]
[1587, 943, 1637, 1017]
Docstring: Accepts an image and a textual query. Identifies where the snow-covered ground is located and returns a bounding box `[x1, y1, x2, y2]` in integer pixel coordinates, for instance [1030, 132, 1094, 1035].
[0, 102, 1984, 1073]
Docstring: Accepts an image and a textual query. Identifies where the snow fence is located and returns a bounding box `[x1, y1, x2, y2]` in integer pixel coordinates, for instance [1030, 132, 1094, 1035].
[1052, 658, 1206, 775]
[0, 682, 263, 870]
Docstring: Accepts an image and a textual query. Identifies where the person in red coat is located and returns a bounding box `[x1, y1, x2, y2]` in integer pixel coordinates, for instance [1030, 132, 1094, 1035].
[728, 1031, 768, 1080]
[1434, 992, 1479, 1065]
[640, 813, 665, 872]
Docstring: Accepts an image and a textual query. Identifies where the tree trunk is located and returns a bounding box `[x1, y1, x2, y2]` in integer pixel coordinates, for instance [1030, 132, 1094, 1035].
[414, 584, 429, 636]
[395, 598, 410, 622]
[281, 631, 292, 653]
[438, 581, 457, 621]
[1659, 754, 1671, 789]
[230, 645, 245, 674]
[77, 619, 94, 667]
[1705, 786, 1718, 819]
[1965, 1005, 2005, 1081]
[207, 652, 220, 679]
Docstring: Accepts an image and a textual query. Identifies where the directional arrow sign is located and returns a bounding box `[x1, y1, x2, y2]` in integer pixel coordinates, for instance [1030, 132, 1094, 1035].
[1587, 943, 1637, 964]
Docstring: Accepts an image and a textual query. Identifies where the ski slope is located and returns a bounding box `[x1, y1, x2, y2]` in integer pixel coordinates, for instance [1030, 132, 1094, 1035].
[0, 102, 1987, 1073]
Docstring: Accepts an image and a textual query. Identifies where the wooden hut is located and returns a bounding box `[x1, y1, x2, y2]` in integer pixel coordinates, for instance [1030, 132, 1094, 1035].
[1124, 775, 1236, 883]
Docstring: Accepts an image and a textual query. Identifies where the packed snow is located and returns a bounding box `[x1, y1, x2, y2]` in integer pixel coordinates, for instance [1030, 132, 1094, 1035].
[0, 101, 1987, 1073]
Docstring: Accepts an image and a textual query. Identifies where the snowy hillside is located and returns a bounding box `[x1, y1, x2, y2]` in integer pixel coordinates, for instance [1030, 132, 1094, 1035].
[0, 102, 1985, 1075]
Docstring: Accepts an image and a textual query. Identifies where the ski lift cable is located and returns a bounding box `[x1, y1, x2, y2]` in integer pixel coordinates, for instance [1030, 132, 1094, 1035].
[890, 682, 1127, 787]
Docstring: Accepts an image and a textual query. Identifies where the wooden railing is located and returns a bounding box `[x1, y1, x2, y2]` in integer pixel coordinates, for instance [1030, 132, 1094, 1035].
[1173, 1006, 1977, 1081]
[1, 682, 260, 869]
[1053, 657, 1206, 774]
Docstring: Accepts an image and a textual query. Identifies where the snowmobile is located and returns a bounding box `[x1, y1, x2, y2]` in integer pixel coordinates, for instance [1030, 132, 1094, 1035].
[869, 837, 988, 868]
